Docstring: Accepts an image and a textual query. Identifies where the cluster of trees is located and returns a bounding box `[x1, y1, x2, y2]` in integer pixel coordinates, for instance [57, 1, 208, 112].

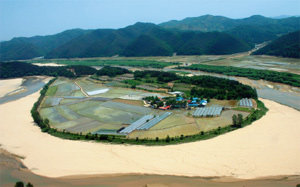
[0, 62, 97, 78]
[180, 64, 300, 87]
[15, 181, 33, 187]
[69, 65, 97, 76]
[232, 114, 243, 128]
[183, 75, 257, 99]
[135, 70, 257, 100]
[144, 96, 187, 108]
[134, 70, 178, 82]
[253, 30, 300, 58]
[96, 66, 130, 77]
[0, 61, 133, 79]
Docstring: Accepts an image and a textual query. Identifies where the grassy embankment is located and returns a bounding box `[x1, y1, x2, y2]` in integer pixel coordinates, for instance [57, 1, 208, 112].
[31, 78, 268, 145]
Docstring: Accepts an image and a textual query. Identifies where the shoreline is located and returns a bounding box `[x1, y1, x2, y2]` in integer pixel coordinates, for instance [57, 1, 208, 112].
[0, 77, 300, 180]
[1, 147, 299, 187]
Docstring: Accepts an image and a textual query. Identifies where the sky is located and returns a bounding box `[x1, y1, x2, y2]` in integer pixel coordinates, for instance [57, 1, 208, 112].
[0, 0, 299, 41]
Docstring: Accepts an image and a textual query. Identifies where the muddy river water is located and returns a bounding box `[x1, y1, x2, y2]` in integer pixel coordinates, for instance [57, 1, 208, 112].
[0, 77, 45, 104]
[0, 73, 299, 110]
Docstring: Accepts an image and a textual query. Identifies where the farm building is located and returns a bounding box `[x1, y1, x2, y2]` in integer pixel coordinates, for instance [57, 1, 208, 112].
[118, 112, 172, 134]
[119, 115, 154, 134]
[137, 112, 172, 130]
[239, 98, 253, 108]
[168, 91, 184, 96]
[193, 106, 223, 117]
[159, 105, 171, 110]
[176, 97, 184, 101]
[200, 100, 208, 106]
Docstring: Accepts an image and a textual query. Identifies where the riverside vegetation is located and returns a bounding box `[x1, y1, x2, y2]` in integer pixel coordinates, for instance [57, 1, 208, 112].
[178, 64, 300, 87]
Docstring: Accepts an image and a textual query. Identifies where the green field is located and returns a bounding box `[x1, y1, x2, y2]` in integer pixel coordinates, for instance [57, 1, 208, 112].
[39, 77, 163, 134]
[28, 59, 178, 68]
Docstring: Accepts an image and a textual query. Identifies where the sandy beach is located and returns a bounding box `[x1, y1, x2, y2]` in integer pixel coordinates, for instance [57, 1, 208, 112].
[0, 78, 23, 97]
[0, 80, 300, 179]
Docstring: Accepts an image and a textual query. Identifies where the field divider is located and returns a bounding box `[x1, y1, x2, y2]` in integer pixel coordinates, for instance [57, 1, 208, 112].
[74, 81, 89, 97]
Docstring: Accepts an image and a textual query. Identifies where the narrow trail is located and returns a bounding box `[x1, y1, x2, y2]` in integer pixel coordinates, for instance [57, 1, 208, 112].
[74, 81, 89, 97]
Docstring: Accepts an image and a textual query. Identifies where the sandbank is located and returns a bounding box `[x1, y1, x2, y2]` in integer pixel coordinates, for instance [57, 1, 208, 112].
[0, 80, 299, 179]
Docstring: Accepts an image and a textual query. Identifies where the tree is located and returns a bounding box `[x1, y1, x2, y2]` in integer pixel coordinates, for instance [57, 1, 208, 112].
[166, 135, 170, 143]
[15, 181, 24, 187]
[237, 114, 243, 128]
[180, 134, 184, 140]
[26, 183, 34, 187]
[43, 118, 50, 128]
[232, 114, 237, 127]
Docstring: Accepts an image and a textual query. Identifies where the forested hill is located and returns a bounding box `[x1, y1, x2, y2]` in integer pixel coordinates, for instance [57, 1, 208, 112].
[1, 15, 299, 61]
[0, 29, 89, 61]
[159, 15, 300, 33]
[253, 31, 300, 58]
[0, 23, 251, 60]
[160, 15, 300, 45]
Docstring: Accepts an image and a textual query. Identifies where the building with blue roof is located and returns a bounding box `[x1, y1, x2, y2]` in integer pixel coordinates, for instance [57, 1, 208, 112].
[176, 97, 184, 101]
[200, 100, 208, 106]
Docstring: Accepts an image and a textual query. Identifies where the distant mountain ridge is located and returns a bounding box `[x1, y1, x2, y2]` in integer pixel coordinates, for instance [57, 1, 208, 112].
[46, 23, 251, 58]
[159, 15, 300, 32]
[0, 29, 89, 61]
[160, 15, 300, 45]
[1, 15, 299, 61]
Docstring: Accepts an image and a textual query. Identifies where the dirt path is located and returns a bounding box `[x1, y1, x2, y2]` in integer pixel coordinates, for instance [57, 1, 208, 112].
[74, 81, 89, 97]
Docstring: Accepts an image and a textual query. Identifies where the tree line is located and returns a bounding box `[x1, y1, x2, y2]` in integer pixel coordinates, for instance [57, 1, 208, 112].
[96, 66, 130, 77]
[179, 64, 300, 87]
[0, 62, 131, 79]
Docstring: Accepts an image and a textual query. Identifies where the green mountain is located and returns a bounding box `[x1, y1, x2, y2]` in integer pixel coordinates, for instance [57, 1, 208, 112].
[160, 15, 300, 45]
[47, 23, 251, 58]
[0, 29, 89, 61]
[0, 39, 42, 61]
[46, 23, 159, 58]
[253, 31, 300, 58]
[226, 25, 278, 45]
[123, 35, 173, 56]
[160, 15, 300, 32]
[2, 15, 299, 60]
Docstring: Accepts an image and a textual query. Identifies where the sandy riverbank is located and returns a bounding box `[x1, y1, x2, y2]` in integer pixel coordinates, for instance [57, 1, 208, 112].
[1, 146, 299, 187]
[0, 78, 23, 97]
[32, 63, 65, 67]
[0, 81, 300, 179]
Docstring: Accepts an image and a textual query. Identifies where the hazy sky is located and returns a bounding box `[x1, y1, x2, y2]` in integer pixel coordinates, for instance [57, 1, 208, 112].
[0, 0, 299, 41]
